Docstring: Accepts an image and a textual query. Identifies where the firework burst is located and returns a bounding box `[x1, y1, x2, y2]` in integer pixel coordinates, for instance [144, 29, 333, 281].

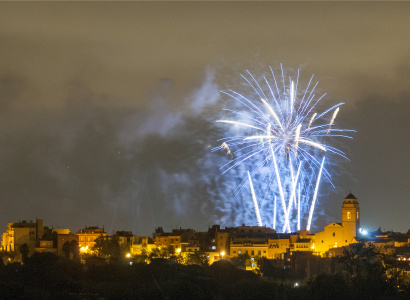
[213, 65, 354, 233]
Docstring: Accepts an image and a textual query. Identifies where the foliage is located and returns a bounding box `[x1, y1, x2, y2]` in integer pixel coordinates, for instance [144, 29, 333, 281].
[19, 243, 30, 264]
[0, 250, 408, 299]
[62, 240, 79, 260]
[335, 242, 404, 299]
[92, 236, 127, 263]
[0, 250, 20, 264]
[184, 250, 209, 266]
[145, 245, 177, 262]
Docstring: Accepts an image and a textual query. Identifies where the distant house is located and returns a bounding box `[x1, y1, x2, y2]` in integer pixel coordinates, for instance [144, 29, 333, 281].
[1, 219, 45, 252]
[76, 226, 107, 252]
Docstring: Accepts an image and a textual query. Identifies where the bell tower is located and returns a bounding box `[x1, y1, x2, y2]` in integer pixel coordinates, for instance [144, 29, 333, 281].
[342, 193, 360, 240]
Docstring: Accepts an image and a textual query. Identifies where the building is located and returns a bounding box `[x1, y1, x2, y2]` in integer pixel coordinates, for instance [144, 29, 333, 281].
[314, 193, 360, 256]
[1, 219, 45, 252]
[76, 226, 107, 252]
[114, 230, 134, 250]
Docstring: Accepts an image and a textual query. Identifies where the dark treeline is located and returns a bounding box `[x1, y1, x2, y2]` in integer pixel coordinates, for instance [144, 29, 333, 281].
[1, 246, 410, 300]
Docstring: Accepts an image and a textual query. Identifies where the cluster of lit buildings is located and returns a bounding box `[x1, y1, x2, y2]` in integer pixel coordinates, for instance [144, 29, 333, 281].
[1, 194, 410, 272]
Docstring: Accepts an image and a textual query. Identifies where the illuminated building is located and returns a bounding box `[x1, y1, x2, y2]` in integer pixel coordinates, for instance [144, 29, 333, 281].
[314, 193, 360, 256]
[76, 226, 107, 253]
[1, 219, 44, 252]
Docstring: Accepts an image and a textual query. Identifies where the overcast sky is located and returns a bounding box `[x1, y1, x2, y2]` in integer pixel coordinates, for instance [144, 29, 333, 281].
[0, 2, 409, 235]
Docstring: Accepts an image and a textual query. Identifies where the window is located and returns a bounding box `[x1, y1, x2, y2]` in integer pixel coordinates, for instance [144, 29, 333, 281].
[357, 212, 359, 219]
[233, 251, 236, 253]
[347, 212, 351, 219]
[238, 250, 242, 254]
[263, 250, 266, 253]
[251, 250, 254, 255]
[258, 251, 261, 255]
[333, 232, 335, 237]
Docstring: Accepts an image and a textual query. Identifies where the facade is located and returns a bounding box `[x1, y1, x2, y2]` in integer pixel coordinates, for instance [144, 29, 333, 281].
[130, 236, 156, 255]
[314, 193, 360, 256]
[1, 219, 44, 252]
[76, 226, 107, 252]
[114, 230, 134, 250]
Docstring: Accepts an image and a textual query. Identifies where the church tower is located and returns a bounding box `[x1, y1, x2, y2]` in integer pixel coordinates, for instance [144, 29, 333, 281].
[342, 193, 360, 240]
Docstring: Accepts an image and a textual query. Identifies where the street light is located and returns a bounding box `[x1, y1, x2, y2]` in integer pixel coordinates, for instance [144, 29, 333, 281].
[220, 251, 225, 259]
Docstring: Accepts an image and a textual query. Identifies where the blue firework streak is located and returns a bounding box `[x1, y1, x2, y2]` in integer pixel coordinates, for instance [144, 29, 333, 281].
[213, 65, 354, 233]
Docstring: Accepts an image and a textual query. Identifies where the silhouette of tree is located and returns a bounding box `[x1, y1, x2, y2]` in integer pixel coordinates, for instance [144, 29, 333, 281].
[19, 243, 29, 264]
[92, 236, 126, 263]
[185, 250, 209, 266]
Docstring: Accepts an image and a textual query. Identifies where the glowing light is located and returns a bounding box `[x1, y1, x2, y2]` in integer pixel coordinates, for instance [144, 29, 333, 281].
[359, 228, 368, 235]
[214, 65, 353, 232]
[80, 246, 89, 253]
[126, 253, 131, 258]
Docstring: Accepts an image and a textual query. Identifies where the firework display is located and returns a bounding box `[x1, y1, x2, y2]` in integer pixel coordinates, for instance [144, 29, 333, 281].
[213, 65, 353, 233]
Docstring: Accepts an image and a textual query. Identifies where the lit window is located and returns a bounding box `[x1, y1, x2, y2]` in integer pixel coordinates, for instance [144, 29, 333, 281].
[347, 212, 351, 219]
[357, 212, 359, 219]
[238, 250, 242, 254]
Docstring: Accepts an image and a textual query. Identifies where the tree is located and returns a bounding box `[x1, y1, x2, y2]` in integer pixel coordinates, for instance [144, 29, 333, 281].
[185, 250, 209, 266]
[337, 242, 403, 298]
[62, 240, 80, 260]
[92, 236, 126, 263]
[19, 243, 30, 264]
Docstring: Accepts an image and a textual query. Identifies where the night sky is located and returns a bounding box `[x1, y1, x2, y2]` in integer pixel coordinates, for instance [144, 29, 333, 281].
[1, 2, 409, 236]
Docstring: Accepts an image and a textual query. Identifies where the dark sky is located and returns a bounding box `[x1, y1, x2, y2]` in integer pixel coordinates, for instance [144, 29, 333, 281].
[0, 2, 409, 235]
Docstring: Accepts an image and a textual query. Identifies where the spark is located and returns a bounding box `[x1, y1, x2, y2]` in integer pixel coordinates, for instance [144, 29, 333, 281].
[214, 65, 353, 232]
[248, 171, 262, 227]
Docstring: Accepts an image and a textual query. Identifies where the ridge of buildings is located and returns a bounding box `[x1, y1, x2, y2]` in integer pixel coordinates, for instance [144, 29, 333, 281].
[1, 194, 410, 272]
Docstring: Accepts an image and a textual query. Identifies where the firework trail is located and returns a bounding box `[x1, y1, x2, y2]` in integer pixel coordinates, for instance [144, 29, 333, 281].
[213, 65, 354, 233]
